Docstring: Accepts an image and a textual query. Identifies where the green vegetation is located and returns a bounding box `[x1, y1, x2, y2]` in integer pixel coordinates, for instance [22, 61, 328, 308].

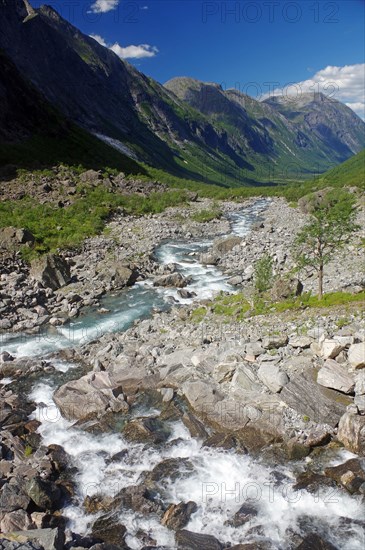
[191, 208, 222, 223]
[293, 189, 360, 299]
[24, 445, 33, 457]
[317, 149, 365, 189]
[191, 290, 365, 322]
[0, 187, 191, 259]
[254, 254, 274, 293]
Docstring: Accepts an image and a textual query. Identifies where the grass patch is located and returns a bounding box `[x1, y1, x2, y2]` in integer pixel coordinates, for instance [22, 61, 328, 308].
[191, 290, 365, 322]
[0, 187, 191, 260]
[191, 208, 222, 223]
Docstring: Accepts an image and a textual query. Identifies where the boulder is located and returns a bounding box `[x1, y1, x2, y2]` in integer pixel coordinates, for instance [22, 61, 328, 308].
[79, 169, 102, 183]
[199, 253, 219, 266]
[257, 364, 289, 393]
[92, 512, 128, 547]
[213, 236, 242, 254]
[280, 371, 351, 426]
[289, 336, 312, 349]
[271, 276, 303, 300]
[25, 477, 61, 512]
[122, 417, 170, 444]
[227, 502, 258, 527]
[320, 339, 345, 359]
[30, 254, 71, 290]
[175, 530, 223, 550]
[112, 264, 137, 288]
[348, 343, 365, 369]
[337, 408, 365, 455]
[0, 510, 34, 533]
[295, 533, 338, 549]
[324, 458, 365, 494]
[317, 359, 355, 394]
[53, 372, 128, 421]
[0, 527, 64, 550]
[181, 380, 224, 414]
[0, 482, 30, 513]
[0, 226, 34, 250]
[113, 484, 163, 516]
[161, 501, 197, 530]
[153, 273, 190, 288]
[262, 335, 288, 349]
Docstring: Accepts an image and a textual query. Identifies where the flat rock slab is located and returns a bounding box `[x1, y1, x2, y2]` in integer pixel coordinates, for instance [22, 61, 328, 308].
[280, 370, 351, 426]
[0, 528, 64, 550]
[317, 359, 355, 394]
[176, 529, 223, 549]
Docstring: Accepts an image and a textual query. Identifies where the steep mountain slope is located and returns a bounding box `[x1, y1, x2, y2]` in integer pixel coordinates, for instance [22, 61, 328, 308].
[0, 0, 254, 184]
[165, 77, 365, 178]
[1, 1, 364, 186]
[263, 93, 365, 163]
[317, 149, 365, 188]
[0, 48, 143, 174]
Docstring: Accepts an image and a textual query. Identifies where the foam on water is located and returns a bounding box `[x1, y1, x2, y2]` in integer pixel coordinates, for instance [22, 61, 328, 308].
[0, 377, 13, 386]
[29, 382, 364, 549]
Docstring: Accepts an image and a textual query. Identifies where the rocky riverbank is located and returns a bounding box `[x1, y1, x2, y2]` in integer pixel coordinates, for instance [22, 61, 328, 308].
[1, 191, 365, 549]
[0, 197, 250, 333]
[1, 300, 365, 549]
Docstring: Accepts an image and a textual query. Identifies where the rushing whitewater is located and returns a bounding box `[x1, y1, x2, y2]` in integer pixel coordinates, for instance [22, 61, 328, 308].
[3, 199, 363, 549]
[30, 379, 364, 549]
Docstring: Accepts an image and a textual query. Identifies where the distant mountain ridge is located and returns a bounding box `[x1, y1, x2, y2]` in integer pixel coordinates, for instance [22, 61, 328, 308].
[1, 0, 364, 185]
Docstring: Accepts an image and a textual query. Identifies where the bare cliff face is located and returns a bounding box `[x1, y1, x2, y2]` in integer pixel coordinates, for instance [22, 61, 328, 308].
[0, 0, 364, 183]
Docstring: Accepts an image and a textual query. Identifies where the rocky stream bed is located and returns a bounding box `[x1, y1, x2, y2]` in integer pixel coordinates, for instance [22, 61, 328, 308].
[1, 197, 365, 550]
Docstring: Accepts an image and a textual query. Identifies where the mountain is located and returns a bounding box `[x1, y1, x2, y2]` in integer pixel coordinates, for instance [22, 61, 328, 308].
[165, 77, 365, 178]
[263, 93, 365, 163]
[317, 149, 365, 188]
[1, 0, 365, 186]
[0, 48, 143, 175]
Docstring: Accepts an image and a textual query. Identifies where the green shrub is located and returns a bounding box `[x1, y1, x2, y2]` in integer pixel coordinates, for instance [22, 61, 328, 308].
[254, 254, 274, 293]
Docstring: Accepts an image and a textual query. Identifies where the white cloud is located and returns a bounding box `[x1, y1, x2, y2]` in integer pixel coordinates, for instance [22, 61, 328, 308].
[89, 34, 107, 46]
[89, 0, 119, 14]
[89, 34, 158, 59]
[141, 5, 149, 10]
[262, 64, 365, 120]
[110, 43, 158, 59]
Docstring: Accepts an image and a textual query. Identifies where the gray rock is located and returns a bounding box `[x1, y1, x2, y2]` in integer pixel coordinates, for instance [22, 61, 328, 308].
[355, 371, 365, 395]
[30, 255, 71, 290]
[262, 335, 288, 349]
[280, 371, 351, 426]
[0, 510, 34, 533]
[0, 227, 34, 250]
[231, 365, 261, 392]
[175, 530, 223, 549]
[337, 409, 365, 455]
[257, 364, 289, 393]
[354, 394, 365, 412]
[153, 273, 190, 288]
[348, 343, 365, 369]
[181, 380, 224, 414]
[270, 276, 303, 300]
[53, 371, 128, 421]
[320, 339, 345, 359]
[289, 336, 312, 349]
[199, 253, 219, 265]
[0, 483, 30, 513]
[0, 528, 64, 550]
[317, 359, 355, 394]
[213, 235, 242, 254]
[161, 501, 198, 530]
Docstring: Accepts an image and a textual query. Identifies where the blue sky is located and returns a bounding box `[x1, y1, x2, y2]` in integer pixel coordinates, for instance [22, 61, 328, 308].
[30, 0, 365, 117]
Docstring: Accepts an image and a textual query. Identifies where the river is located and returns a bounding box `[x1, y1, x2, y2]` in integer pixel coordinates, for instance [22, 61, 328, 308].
[1, 199, 363, 549]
